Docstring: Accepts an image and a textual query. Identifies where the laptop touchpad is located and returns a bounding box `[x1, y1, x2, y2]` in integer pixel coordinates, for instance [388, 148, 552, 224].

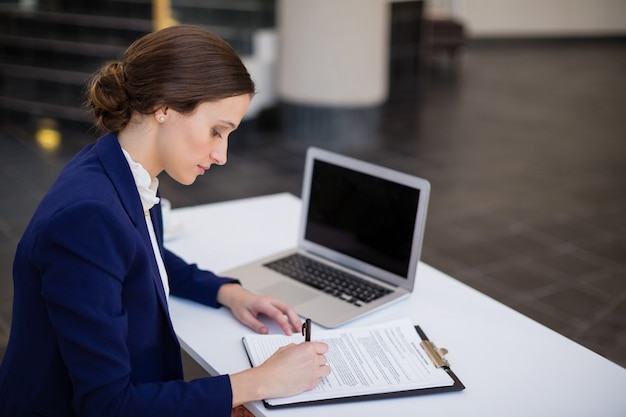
[260, 282, 318, 306]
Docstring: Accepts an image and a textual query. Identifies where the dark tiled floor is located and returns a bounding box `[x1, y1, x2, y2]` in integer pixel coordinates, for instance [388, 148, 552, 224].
[1, 39, 625, 373]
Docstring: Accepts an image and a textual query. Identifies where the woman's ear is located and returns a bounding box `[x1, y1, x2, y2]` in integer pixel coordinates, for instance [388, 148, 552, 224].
[154, 107, 168, 124]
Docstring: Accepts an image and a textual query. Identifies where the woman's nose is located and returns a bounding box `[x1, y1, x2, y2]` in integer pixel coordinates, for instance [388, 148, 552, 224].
[210, 141, 228, 165]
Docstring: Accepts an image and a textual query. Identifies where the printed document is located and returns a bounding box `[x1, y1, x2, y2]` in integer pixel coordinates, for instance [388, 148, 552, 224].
[242, 318, 455, 406]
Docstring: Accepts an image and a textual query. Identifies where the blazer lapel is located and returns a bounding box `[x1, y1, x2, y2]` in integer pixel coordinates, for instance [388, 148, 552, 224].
[95, 134, 171, 312]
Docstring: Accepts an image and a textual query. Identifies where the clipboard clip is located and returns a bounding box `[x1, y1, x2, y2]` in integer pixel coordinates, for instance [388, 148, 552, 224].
[420, 339, 450, 369]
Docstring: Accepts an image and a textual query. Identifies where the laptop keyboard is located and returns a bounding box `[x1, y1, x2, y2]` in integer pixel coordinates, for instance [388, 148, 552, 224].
[263, 253, 393, 306]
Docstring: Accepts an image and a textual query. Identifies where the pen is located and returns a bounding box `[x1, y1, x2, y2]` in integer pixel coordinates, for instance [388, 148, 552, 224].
[302, 318, 312, 342]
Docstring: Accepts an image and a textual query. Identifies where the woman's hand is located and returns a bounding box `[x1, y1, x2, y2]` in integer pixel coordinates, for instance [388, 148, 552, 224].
[230, 341, 330, 405]
[217, 283, 302, 335]
[219, 284, 331, 406]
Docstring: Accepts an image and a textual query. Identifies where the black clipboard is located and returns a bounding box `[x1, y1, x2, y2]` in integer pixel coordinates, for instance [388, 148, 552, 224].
[243, 325, 465, 408]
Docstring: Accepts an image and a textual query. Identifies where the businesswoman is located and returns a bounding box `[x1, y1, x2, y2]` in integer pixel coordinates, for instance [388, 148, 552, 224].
[0, 25, 329, 417]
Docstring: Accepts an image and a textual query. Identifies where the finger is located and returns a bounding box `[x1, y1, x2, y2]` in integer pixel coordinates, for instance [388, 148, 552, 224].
[283, 306, 303, 334]
[262, 301, 300, 335]
[272, 311, 295, 336]
[311, 341, 329, 354]
[269, 299, 302, 335]
[318, 355, 327, 366]
[238, 309, 269, 334]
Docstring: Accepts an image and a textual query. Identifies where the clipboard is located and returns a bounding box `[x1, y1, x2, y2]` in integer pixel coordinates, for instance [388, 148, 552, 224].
[242, 323, 465, 408]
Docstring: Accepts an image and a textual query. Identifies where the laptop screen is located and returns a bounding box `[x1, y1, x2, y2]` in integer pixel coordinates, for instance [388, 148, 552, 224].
[304, 159, 420, 278]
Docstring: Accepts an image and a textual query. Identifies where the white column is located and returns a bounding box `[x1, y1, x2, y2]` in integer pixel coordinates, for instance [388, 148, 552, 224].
[276, 0, 391, 142]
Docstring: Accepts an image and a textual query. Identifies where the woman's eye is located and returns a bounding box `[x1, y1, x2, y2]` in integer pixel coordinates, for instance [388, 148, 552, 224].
[212, 129, 223, 139]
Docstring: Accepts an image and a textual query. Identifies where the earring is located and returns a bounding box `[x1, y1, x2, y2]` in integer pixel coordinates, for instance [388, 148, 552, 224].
[159, 116, 165, 123]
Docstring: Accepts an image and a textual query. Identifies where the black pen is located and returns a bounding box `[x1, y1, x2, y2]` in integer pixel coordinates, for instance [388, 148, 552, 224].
[302, 318, 312, 342]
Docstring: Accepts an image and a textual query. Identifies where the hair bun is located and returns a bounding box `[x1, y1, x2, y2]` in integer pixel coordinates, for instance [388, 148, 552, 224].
[85, 60, 132, 133]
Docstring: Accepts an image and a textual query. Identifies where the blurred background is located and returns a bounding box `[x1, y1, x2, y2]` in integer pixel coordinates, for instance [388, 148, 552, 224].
[1, 0, 625, 372]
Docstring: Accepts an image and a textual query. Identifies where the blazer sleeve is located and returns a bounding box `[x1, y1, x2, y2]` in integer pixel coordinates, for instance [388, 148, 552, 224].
[35, 200, 234, 417]
[163, 248, 239, 307]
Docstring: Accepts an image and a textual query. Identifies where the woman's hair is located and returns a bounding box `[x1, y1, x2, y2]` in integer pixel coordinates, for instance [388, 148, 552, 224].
[85, 25, 256, 133]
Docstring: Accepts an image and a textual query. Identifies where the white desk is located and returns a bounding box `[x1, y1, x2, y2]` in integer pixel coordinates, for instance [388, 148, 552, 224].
[166, 193, 626, 417]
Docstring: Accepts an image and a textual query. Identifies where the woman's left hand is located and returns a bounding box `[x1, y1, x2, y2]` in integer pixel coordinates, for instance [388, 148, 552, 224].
[217, 283, 302, 335]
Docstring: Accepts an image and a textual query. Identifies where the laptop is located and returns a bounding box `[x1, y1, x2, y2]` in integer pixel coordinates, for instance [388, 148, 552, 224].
[223, 147, 431, 328]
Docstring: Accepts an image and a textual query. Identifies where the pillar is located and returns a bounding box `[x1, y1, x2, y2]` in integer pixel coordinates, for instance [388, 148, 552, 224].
[277, 0, 390, 143]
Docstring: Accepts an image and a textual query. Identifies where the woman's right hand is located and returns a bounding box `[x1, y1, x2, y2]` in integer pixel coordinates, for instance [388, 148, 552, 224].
[229, 341, 330, 406]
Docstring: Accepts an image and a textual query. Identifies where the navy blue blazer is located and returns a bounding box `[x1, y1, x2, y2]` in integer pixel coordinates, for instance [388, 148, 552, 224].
[0, 133, 239, 417]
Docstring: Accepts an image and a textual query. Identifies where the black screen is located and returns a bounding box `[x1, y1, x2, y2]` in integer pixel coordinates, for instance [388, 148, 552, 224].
[305, 160, 420, 278]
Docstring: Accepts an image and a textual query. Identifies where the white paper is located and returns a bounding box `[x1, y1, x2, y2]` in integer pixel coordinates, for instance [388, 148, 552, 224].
[243, 318, 455, 406]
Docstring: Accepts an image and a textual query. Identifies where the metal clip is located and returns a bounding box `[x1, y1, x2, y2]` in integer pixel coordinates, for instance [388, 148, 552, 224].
[420, 340, 450, 369]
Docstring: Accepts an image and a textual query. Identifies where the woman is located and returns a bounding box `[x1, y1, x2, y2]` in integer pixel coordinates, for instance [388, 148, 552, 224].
[0, 25, 329, 417]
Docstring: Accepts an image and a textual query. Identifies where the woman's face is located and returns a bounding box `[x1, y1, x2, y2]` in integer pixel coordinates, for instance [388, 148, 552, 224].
[156, 94, 250, 185]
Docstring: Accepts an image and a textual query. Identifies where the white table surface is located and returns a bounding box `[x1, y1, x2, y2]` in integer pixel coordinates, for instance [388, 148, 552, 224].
[165, 193, 626, 417]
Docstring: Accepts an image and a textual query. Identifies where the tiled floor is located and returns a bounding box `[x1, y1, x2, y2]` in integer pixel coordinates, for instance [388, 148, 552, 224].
[1, 38, 625, 378]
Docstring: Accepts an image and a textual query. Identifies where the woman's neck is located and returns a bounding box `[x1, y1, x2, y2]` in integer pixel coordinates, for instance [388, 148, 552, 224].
[117, 115, 160, 179]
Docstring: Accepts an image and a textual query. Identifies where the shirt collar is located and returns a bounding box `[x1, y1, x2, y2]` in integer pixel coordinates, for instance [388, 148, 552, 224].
[121, 148, 160, 214]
